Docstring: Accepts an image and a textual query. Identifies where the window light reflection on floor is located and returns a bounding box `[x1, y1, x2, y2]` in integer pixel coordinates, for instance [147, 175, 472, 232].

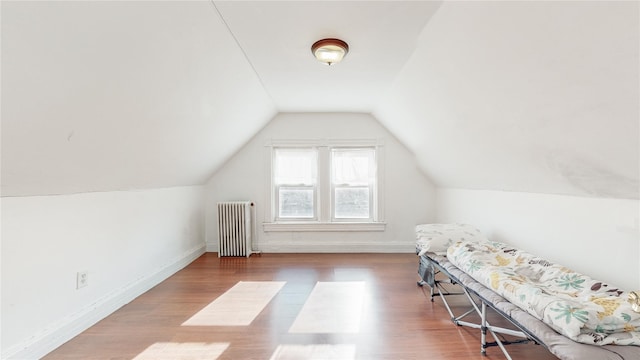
[182, 281, 286, 326]
[289, 281, 366, 334]
[132, 342, 229, 360]
[269, 344, 357, 360]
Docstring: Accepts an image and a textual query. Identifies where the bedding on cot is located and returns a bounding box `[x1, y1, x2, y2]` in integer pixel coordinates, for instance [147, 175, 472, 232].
[447, 239, 640, 346]
[415, 223, 487, 256]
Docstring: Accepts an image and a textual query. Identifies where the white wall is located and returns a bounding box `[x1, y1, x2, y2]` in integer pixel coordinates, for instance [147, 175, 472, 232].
[375, 1, 639, 199]
[436, 188, 640, 290]
[205, 113, 436, 253]
[2, 1, 277, 197]
[1, 186, 205, 360]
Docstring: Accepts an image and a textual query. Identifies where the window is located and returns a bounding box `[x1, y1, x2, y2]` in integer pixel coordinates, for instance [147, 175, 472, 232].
[331, 148, 376, 221]
[274, 148, 317, 220]
[265, 140, 385, 231]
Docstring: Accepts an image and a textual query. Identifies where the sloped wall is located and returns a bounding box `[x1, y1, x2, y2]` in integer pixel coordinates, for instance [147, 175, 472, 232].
[1, 186, 205, 359]
[205, 113, 435, 253]
[1, 1, 276, 197]
[375, 1, 639, 199]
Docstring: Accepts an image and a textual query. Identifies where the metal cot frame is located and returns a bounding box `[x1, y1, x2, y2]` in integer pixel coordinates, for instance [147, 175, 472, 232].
[417, 253, 544, 360]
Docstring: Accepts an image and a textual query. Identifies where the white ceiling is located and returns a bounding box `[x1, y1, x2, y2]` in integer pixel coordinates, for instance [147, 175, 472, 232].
[214, 1, 442, 112]
[1, 1, 276, 196]
[2, 1, 638, 199]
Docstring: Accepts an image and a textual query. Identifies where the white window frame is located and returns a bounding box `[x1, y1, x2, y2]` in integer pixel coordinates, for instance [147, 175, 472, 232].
[264, 139, 386, 232]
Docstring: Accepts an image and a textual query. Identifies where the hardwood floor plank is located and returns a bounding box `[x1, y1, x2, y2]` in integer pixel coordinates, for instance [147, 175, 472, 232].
[43, 253, 558, 359]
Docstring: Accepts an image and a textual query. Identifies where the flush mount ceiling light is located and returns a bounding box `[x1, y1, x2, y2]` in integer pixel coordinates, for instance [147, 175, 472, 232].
[311, 38, 349, 65]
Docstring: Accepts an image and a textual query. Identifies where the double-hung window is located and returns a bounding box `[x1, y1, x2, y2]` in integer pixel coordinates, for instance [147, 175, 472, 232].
[331, 148, 376, 221]
[266, 140, 384, 231]
[273, 148, 318, 220]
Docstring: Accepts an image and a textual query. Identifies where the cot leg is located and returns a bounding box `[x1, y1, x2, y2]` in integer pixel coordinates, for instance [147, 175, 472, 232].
[480, 300, 516, 360]
[480, 302, 487, 355]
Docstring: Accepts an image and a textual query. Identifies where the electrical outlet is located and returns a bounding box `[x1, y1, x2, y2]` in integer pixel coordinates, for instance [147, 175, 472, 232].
[77, 271, 88, 289]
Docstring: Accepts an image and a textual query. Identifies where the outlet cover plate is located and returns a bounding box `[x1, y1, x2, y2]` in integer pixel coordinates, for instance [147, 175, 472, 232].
[77, 271, 88, 289]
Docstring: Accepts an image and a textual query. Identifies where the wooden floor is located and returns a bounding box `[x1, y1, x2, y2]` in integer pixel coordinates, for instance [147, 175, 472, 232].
[44, 253, 558, 360]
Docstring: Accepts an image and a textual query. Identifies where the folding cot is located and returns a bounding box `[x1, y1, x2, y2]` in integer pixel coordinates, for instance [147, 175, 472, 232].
[415, 224, 640, 360]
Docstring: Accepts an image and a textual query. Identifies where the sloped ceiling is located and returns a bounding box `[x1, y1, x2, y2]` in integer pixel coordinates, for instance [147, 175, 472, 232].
[2, 1, 638, 199]
[1, 1, 276, 196]
[374, 1, 639, 199]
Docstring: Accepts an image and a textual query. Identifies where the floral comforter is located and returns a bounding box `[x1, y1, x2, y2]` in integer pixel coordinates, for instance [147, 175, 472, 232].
[447, 240, 640, 346]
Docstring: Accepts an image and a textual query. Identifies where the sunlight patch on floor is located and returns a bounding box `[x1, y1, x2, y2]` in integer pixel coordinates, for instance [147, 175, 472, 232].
[269, 344, 356, 360]
[288, 281, 366, 333]
[182, 281, 286, 326]
[333, 268, 372, 282]
[132, 342, 229, 360]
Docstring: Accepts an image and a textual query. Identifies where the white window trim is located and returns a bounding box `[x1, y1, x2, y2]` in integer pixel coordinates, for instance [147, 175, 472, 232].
[263, 138, 386, 232]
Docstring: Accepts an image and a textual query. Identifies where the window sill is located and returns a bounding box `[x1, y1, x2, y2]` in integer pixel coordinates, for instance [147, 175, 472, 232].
[263, 222, 386, 232]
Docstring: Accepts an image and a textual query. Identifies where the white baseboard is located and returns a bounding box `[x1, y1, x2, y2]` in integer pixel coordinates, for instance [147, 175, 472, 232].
[260, 243, 413, 253]
[3, 245, 206, 360]
[205, 241, 413, 253]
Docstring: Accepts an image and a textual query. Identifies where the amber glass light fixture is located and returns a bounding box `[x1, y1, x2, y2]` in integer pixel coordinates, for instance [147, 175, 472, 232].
[311, 38, 349, 65]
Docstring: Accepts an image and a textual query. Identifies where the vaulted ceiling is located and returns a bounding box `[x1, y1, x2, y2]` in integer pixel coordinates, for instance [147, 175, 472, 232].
[2, 1, 638, 199]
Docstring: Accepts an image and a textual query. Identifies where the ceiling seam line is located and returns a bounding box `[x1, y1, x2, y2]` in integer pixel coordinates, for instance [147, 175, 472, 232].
[208, 0, 277, 107]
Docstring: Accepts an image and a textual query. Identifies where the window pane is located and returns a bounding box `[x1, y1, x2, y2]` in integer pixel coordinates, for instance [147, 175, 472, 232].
[279, 188, 314, 218]
[332, 149, 375, 185]
[335, 187, 370, 219]
[275, 148, 317, 185]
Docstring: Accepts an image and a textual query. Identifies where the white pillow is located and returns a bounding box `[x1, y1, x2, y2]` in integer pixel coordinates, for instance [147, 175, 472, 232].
[416, 223, 488, 255]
